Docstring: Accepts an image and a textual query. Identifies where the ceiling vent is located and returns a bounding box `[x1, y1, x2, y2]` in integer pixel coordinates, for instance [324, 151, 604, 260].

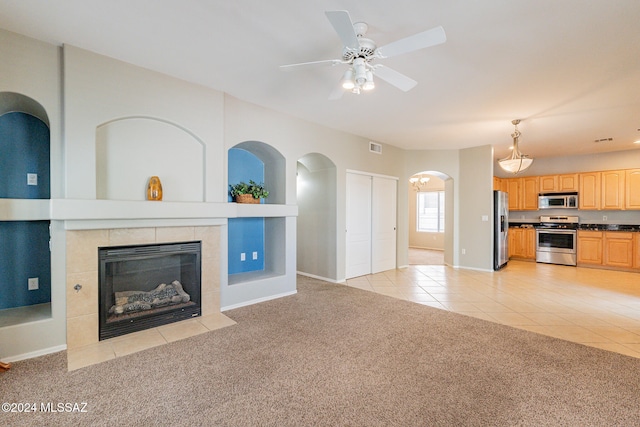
[369, 141, 382, 154]
[594, 137, 613, 143]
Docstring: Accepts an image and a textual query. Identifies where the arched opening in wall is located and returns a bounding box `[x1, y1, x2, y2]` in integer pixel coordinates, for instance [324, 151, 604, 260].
[0, 92, 52, 323]
[95, 117, 205, 201]
[227, 141, 286, 282]
[408, 171, 451, 265]
[296, 153, 337, 281]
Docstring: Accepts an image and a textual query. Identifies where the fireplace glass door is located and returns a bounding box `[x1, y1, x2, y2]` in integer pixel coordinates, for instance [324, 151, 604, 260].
[99, 241, 201, 340]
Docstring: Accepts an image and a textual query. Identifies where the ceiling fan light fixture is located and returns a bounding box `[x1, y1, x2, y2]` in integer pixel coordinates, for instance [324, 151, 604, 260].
[363, 70, 375, 90]
[353, 58, 367, 86]
[498, 119, 534, 174]
[341, 69, 355, 89]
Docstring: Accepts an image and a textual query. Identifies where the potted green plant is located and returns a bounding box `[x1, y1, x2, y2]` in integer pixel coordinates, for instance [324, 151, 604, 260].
[229, 180, 269, 204]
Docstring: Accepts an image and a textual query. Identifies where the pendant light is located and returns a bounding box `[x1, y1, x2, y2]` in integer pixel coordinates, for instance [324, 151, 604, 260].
[498, 119, 533, 174]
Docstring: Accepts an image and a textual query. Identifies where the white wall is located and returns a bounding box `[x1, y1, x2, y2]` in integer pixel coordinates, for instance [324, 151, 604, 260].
[459, 145, 494, 271]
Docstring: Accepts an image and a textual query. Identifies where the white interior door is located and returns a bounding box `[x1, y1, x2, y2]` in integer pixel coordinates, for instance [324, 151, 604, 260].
[372, 176, 397, 273]
[346, 173, 372, 279]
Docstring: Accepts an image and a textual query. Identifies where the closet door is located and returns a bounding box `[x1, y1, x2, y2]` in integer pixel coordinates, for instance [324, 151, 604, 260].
[372, 176, 397, 273]
[346, 173, 372, 279]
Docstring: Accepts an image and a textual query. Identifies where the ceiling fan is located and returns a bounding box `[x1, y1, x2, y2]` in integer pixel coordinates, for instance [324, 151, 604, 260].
[280, 10, 446, 99]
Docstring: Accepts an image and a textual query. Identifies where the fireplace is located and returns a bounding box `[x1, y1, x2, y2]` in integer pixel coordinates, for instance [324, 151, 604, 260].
[99, 241, 201, 340]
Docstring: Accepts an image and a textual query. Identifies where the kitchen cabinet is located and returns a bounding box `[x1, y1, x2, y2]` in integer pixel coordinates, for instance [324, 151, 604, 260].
[509, 227, 535, 259]
[558, 174, 579, 191]
[625, 169, 640, 210]
[525, 228, 536, 258]
[498, 168, 638, 212]
[577, 230, 603, 265]
[634, 234, 640, 269]
[493, 176, 501, 191]
[603, 232, 634, 268]
[539, 173, 578, 193]
[601, 170, 625, 210]
[521, 177, 539, 210]
[579, 172, 601, 210]
[506, 178, 520, 210]
[539, 175, 557, 193]
[504, 177, 537, 210]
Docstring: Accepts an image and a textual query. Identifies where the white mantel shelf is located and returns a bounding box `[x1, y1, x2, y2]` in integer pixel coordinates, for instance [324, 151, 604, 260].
[0, 198, 298, 223]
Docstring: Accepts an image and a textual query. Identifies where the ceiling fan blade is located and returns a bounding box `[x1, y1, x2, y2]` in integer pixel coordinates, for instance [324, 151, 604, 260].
[280, 59, 343, 71]
[375, 26, 446, 58]
[373, 66, 417, 92]
[325, 10, 359, 50]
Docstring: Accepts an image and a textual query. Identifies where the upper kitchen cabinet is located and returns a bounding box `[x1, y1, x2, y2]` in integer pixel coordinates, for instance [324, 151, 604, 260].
[506, 178, 520, 210]
[539, 174, 578, 193]
[521, 176, 539, 210]
[558, 174, 579, 192]
[579, 172, 601, 210]
[539, 175, 557, 193]
[625, 169, 640, 210]
[601, 170, 625, 210]
[504, 176, 538, 210]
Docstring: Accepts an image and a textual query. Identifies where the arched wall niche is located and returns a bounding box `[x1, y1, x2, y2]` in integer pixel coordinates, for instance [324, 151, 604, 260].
[231, 141, 285, 204]
[95, 116, 205, 201]
[0, 92, 50, 199]
[296, 153, 337, 281]
[0, 91, 50, 126]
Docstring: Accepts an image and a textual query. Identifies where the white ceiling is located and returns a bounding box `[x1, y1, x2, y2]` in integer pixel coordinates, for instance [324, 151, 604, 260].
[1, 0, 639, 160]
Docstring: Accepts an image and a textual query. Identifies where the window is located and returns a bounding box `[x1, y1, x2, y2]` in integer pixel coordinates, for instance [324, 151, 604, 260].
[417, 191, 445, 232]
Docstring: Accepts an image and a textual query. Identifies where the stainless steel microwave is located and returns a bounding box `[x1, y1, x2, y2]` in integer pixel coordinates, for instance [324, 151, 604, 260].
[538, 192, 578, 209]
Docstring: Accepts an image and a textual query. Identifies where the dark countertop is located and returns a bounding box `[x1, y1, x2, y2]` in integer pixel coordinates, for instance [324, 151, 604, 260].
[578, 224, 640, 231]
[509, 222, 640, 231]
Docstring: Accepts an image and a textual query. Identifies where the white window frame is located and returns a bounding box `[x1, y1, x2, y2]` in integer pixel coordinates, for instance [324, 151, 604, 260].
[416, 190, 445, 233]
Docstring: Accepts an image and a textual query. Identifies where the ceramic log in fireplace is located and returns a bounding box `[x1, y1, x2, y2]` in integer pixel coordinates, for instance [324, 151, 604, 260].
[99, 241, 201, 340]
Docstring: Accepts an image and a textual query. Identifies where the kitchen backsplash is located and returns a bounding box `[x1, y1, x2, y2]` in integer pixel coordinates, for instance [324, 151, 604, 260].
[509, 208, 639, 225]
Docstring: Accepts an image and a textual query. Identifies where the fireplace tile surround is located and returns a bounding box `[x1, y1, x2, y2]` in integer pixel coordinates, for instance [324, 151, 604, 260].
[65, 225, 228, 370]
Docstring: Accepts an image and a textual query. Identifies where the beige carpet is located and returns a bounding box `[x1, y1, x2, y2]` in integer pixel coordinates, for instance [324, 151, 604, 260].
[2, 276, 640, 426]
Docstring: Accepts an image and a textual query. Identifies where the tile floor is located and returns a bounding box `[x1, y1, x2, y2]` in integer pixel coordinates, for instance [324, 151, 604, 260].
[67, 312, 236, 371]
[346, 259, 640, 359]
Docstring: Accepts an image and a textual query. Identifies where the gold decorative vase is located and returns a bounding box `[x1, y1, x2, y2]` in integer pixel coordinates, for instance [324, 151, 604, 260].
[146, 176, 163, 201]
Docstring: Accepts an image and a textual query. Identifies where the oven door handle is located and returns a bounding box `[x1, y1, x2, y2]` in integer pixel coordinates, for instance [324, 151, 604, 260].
[536, 229, 576, 234]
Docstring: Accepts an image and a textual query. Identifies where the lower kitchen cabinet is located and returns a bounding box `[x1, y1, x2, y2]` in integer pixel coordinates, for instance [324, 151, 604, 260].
[578, 230, 639, 271]
[635, 234, 640, 269]
[509, 227, 535, 260]
[604, 232, 634, 269]
[577, 231, 603, 265]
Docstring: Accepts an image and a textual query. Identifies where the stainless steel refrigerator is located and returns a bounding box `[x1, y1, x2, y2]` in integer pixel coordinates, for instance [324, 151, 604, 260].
[494, 191, 509, 270]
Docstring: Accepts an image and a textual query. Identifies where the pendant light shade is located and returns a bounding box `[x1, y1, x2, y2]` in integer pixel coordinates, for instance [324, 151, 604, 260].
[498, 119, 533, 174]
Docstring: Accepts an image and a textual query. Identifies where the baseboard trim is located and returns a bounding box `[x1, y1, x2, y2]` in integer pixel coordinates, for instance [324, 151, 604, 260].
[3, 344, 67, 363]
[296, 271, 340, 284]
[220, 290, 297, 312]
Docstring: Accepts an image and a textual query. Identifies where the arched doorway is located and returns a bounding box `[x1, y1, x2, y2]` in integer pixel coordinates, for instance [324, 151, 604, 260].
[407, 170, 452, 266]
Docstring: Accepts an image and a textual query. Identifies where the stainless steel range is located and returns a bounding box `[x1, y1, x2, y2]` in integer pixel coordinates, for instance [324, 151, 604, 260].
[536, 215, 579, 266]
